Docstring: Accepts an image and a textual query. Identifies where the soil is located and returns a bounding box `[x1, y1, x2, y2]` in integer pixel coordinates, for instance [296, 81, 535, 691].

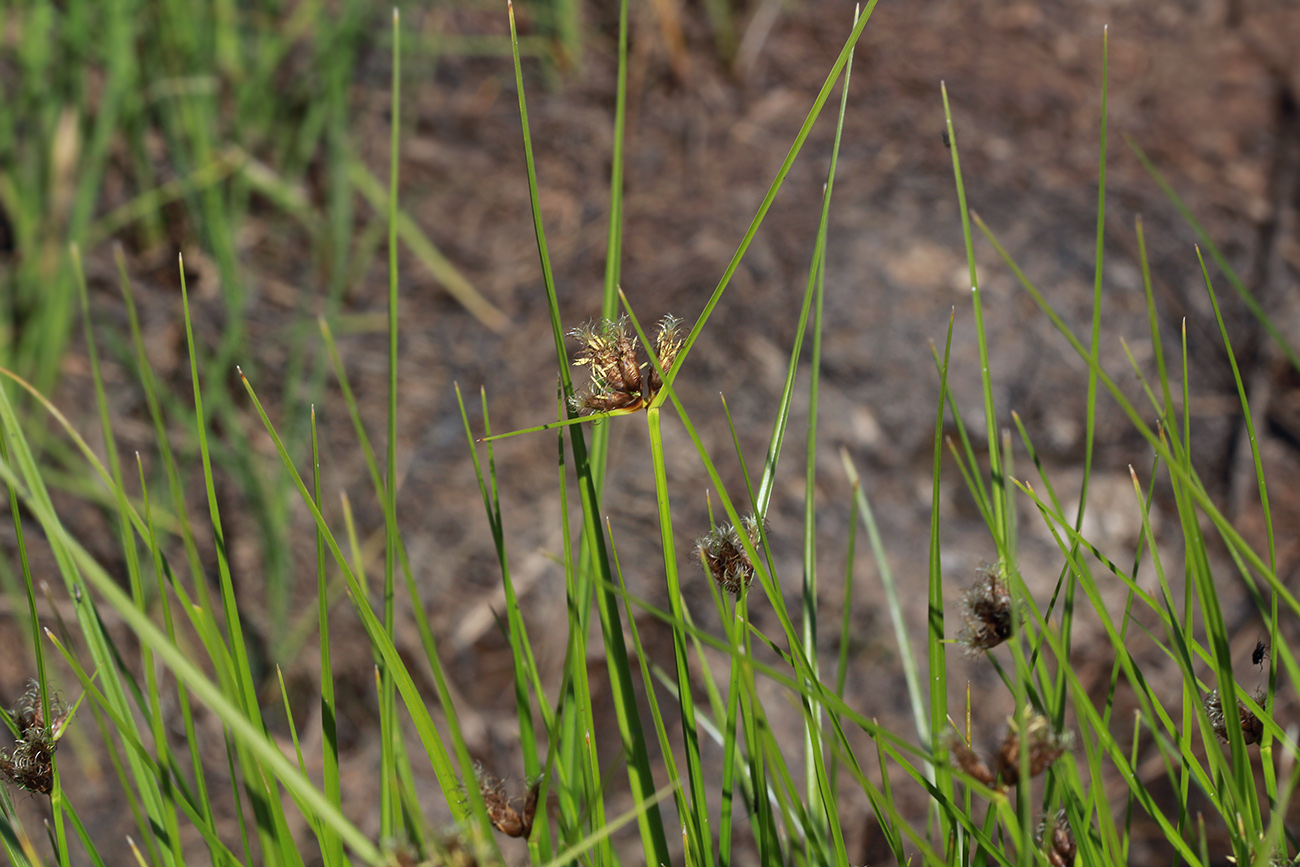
[6, 0, 1300, 863]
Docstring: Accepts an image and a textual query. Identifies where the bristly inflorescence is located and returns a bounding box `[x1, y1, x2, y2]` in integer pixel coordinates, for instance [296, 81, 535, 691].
[0, 679, 73, 795]
[994, 712, 1072, 786]
[474, 764, 540, 840]
[1036, 809, 1077, 867]
[946, 713, 1071, 791]
[695, 514, 765, 596]
[956, 563, 1014, 654]
[567, 314, 683, 416]
[1204, 687, 1266, 746]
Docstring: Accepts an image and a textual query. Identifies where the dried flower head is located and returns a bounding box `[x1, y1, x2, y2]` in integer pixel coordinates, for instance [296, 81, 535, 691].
[1036, 810, 1076, 867]
[944, 729, 996, 788]
[646, 314, 684, 396]
[567, 314, 682, 416]
[695, 515, 765, 596]
[475, 765, 540, 840]
[994, 713, 1071, 786]
[0, 680, 72, 795]
[1204, 687, 1266, 746]
[956, 564, 1014, 654]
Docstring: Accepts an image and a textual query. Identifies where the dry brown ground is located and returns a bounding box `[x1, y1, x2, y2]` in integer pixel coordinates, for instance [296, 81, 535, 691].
[6, 0, 1300, 863]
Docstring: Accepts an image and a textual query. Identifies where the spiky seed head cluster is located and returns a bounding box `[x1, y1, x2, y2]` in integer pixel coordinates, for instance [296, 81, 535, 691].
[695, 515, 765, 596]
[947, 713, 1070, 790]
[995, 712, 1072, 786]
[957, 564, 1014, 654]
[474, 764, 540, 840]
[1036, 810, 1077, 867]
[567, 314, 683, 416]
[1204, 687, 1266, 745]
[0, 680, 72, 795]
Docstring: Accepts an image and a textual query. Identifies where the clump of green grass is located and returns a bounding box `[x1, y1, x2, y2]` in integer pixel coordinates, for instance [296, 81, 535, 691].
[0, 4, 1296, 867]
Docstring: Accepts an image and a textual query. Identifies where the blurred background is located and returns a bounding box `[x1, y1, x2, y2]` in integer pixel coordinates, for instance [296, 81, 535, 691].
[2, 0, 1300, 862]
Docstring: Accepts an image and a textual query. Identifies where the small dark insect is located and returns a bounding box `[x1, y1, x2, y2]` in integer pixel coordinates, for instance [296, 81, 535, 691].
[941, 129, 951, 148]
[1253, 638, 1269, 667]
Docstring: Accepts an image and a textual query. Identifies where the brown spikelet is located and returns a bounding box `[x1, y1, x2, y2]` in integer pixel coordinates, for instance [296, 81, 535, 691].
[1036, 810, 1076, 867]
[475, 766, 540, 839]
[1204, 687, 1266, 746]
[695, 515, 765, 596]
[994, 713, 1071, 786]
[944, 730, 996, 787]
[568, 316, 644, 415]
[567, 313, 682, 415]
[0, 679, 72, 796]
[956, 564, 1013, 654]
[647, 314, 684, 396]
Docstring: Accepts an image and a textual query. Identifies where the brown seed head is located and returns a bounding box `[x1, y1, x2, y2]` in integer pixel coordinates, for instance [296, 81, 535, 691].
[0, 680, 70, 796]
[568, 317, 645, 415]
[567, 314, 683, 415]
[1204, 687, 1266, 746]
[475, 766, 540, 839]
[956, 564, 1014, 654]
[995, 713, 1071, 786]
[695, 515, 765, 596]
[1036, 810, 1076, 867]
[646, 315, 684, 396]
[944, 729, 996, 788]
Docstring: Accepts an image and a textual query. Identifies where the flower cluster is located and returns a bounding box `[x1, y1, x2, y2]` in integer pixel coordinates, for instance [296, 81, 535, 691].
[994, 712, 1072, 786]
[1204, 687, 1266, 746]
[1036, 809, 1077, 867]
[695, 515, 765, 596]
[947, 713, 1070, 790]
[956, 564, 1014, 654]
[0, 680, 72, 795]
[568, 314, 683, 415]
[475, 765, 540, 840]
